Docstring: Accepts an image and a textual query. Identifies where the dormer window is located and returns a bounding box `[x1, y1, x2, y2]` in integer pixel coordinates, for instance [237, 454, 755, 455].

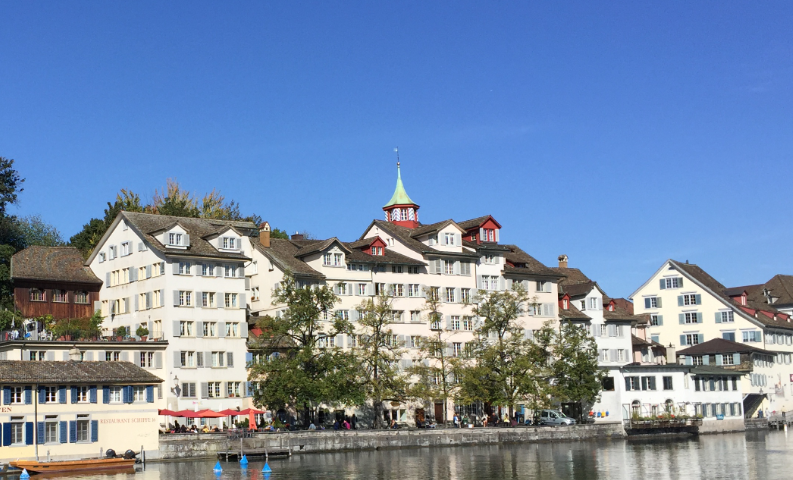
[483, 228, 496, 242]
[323, 253, 343, 267]
[444, 233, 456, 246]
[371, 247, 383, 256]
[222, 237, 238, 250]
[741, 294, 747, 306]
[563, 299, 569, 309]
[169, 233, 182, 246]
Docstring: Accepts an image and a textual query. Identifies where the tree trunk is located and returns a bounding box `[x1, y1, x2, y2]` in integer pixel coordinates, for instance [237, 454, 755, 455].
[373, 398, 383, 429]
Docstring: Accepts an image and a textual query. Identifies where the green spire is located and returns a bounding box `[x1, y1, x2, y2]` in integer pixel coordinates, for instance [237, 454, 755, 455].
[384, 163, 416, 207]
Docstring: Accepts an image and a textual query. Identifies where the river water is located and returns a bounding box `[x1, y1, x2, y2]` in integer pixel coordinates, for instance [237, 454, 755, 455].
[18, 430, 793, 480]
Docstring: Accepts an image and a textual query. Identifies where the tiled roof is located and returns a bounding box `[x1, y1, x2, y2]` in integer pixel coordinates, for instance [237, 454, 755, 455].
[347, 237, 379, 249]
[0, 360, 163, 385]
[501, 245, 558, 277]
[343, 244, 425, 266]
[560, 282, 596, 298]
[122, 212, 256, 261]
[676, 338, 770, 356]
[551, 267, 593, 285]
[744, 275, 793, 308]
[558, 303, 591, 321]
[364, 220, 433, 255]
[603, 305, 646, 323]
[611, 298, 634, 315]
[250, 237, 324, 279]
[631, 334, 663, 348]
[409, 219, 459, 237]
[456, 216, 491, 231]
[11, 246, 102, 285]
[671, 260, 793, 331]
[293, 238, 350, 258]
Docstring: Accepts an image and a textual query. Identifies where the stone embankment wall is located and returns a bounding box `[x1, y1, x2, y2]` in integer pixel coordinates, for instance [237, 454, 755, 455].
[698, 419, 746, 434]
[154, 423, 626, 460]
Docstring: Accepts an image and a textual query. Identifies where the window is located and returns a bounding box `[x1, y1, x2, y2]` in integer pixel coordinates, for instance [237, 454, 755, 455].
[108, 245, 117, 259]
[226, 322, 239, 337]
[181, 382, 196, 398]
[644, 297, 660, 308]
[109, 386, 122, 403]
[138, 266, 146, 279]
[684, 312, 699, 324]
[720, 311, 734, 323]
[624, 377, 639, 391]
[180, 351, 195, 368]
[650, 315, 661, 326]
[450, 316, 461, 330]
[589, 297, 599, 310]
[444, 233, 456, 245]
[76, 415, 89, 442]
[9, 386, 23, 404]
[323, 253, 332, 266]
[601, 377, 615, 391]
[178, 262, 190, 275]
[203, 322, 217, 337]
[168, 233, 182, 246]
[180, 321, 194, 337]
[336, 310, 349, 321]
[222, 237, 237, 249]
[410, 311, 421, 323]
[43, 416, 58, 443]
[640, 376, 657, 391]
[28, 350, 45, 361]
[743, 331, 761, 343]
[211, 352, 225, 368]
[227, 382, 241, 397]
[44, 386, 57, 403]
[481, 276, 499, 290]
[179, 291, 192, 306]
[684, 334, 701, 346]
[334, 253, 343, 266]
[224, 265, 236, 277]
[445, 288, 456, 303]
[452, 342, 462, 357]
[390, 310, 404, 323]
[407, 284, 420, 297]
[99, 252, 106, 262]
[682, 294, 699, 306]
[536, 281, 549, 293]
[202, 264, 214, 276]
[10, 417, 24, 445]
[722, 354, 735, 365]
[121, 242, 130, 256]
[429, 287, 440, 301]
[483, 228, 495, 242]
[251, 286, 260, 301]
[370, 246, 383, 256]
[663, 277, 683, 289]
[391, 265, 403, 273]
[408, 266, 420, 274]
[692, 355, 704, 366]
[74, 385, 88, 402]
[224, 293, 238, 308]
[133, 386, 146, 402]
[722, 332, 735, 342]
[393, 284, 404, 297]
[430, 315, 441, 330]
[463, 317, 473, 331]
[663, 376, 673, 390]
[461, 288, 471, 303]
[599, 349, 609, 362]
[52, 290, 67, 303]
[202, 292, 215, 308]
[30, 288, 45, 302]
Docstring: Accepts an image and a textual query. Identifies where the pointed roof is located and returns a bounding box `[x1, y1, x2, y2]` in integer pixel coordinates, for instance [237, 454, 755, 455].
[383, 164, 417, 208]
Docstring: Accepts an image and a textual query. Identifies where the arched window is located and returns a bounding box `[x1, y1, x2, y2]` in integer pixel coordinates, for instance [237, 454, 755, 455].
[665, 399, 674, 413]
[631, 400, 641, 416]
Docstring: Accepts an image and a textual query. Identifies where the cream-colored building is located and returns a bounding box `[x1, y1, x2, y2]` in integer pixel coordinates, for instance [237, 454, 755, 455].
[631, 259, 793, 415]
[246, 166, 563, 424]
[0, 358, 162, 461]
[86, 212, 255, 412]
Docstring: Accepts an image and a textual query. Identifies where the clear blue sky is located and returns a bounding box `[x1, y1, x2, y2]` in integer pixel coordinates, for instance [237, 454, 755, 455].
[2, 1, 792, 298]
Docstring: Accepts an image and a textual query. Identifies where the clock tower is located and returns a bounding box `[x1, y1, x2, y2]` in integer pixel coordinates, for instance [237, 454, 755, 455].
[383, 162, 420, 229]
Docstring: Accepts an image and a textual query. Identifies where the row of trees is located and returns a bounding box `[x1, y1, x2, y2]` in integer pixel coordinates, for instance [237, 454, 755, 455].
[248, 273, 604, 428]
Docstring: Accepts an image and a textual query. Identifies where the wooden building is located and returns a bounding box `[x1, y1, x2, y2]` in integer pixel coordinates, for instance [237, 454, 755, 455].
[10, 246, 102, 320]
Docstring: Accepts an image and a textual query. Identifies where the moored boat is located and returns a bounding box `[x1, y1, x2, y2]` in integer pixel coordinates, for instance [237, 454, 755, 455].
[10, 457, 136, 474]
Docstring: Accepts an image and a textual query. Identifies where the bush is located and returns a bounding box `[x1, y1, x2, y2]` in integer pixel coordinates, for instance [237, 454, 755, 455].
[115, 326, 128, 337]
[136, 325, 149, 337]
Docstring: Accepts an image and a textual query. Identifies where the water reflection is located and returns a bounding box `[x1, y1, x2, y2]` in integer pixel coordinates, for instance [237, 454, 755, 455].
[14, 431, 793, 480]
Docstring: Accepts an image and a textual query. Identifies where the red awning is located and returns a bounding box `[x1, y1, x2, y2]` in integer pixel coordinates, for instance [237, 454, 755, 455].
[158, 409, 179, 416]
[217, 409, 242, 416]
[237, 408, 265, 415]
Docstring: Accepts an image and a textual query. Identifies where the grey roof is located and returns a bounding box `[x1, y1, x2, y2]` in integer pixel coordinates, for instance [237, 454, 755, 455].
[677, 338, 771, 356]
[501, 245, 559, 277]
[409, 219, 461, 237]
[0, 360, 163, 385]
[250, 237, 324, 279]
[456, 215, 496, 231]
[121, 212, 256, 261]
[690, 365, 747, 376]
[362, 220, 478, 258]
[558, 303, 591, 321]
[11, 246, 102, 285]
[745, 275, 793, 308]
[294, 238, 350, 258]
[344, 244, 425, 266]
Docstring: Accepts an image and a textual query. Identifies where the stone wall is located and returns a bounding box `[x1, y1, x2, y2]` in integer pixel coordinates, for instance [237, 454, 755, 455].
[153, 423, 626, 460]
[698, 419, 746, 434]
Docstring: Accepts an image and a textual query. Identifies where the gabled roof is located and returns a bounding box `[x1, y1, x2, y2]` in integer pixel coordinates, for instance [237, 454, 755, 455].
[343, 244, 425, 266]
[0, 360, 163, 385]
[456, 215, 502, 231]
[558, 303, 591, 321]
[250, 237, 324, 279]
[11, 246, 102, 285]
[361, 220, 477, 258]
[383, 165, 417, 208]
[347, 237, 380, 249]
[89, 212, 256, 263]
[551, 267, 592, 285]
[746, 274, 793, 308]
[560, 282, 597, 298]
[603, 305, 646, 324]
[631, 334, 664, 348]
[677, 338, 770, 356]
[409, 219, 464, 237]
[501, 245, 559, 277]
[293, 238, 351, 258]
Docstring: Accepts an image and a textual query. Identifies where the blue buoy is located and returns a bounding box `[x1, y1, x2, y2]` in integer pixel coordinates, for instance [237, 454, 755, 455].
[264, 474, 271, 480]
[240, 454, 248, 466]
[262, 462, 272, 473]
[213, 460, 223, 472]
[20, 469, 30, 480]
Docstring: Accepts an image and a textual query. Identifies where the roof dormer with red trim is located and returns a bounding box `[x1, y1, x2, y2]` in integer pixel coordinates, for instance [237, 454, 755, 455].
[365, 237, 387, 256]
[461, 215, 502, 245]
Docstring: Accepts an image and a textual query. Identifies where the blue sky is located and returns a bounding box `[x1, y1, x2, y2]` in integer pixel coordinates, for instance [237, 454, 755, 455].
[2, 1, 792, 298]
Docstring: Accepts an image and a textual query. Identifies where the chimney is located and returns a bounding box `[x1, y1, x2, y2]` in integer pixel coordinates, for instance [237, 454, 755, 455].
[69, 346, 82, 362]
[558, 254, 568, 269]
[291, 231, 304, 241]
[259, 222, 271, 248]
[666, 343, 677, 365]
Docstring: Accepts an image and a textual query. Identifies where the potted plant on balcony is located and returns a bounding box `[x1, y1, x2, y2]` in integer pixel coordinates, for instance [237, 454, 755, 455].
[136, 325, 150, 341]
[115, 326, 127, 341]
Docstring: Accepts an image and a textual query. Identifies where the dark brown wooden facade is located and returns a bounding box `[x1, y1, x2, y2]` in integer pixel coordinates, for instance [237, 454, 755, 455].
[13, 279, 101, 320]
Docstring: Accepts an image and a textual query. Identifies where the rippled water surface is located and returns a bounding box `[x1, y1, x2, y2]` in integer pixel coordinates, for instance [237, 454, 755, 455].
[13, 430, 793, 480]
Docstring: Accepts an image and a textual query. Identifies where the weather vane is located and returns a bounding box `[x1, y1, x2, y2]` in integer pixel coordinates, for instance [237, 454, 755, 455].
[394, 147, 399, 168]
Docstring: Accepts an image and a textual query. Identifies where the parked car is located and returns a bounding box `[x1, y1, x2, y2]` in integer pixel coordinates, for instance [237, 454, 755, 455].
[537, 410, 576, 426]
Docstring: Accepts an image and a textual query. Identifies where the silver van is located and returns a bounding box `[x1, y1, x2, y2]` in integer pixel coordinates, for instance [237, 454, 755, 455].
[537, 410, 576, 426]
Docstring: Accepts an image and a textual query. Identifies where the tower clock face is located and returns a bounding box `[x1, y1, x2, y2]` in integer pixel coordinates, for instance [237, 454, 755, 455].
[392, 210, 400, 221]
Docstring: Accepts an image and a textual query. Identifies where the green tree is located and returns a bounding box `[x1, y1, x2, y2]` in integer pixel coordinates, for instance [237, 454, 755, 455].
[406, 287, 463, 424]
[270, 228, 289, 240]
[551, 321, 605, 411]
[355, 292, 408, 428]
[0, 157, 24, 216]
[457, 285, 551, 419]
[0, 158, 24, 312]
[248, 273, 363, 424]
[16, 215, 65, 246]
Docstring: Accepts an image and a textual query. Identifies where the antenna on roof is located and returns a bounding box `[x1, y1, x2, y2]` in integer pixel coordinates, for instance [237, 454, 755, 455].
[394, 147, 400, 168]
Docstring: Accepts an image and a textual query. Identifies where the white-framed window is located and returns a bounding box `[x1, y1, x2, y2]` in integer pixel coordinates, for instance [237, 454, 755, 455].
[105, 351, 120, 361]
[323, 253, 332, 266]
[227, 382, 241, 397]
[743, 331, 762, 343]
[180, 351, 196, 368]
[109, 386, 122, 403]
[645, 297, 660, 308]
[153, 290, 161, 307]
[463, 316, 474, 331]
[179, 291, 192, 306]
[203, 322, 217, 337]
[224, 293, 238, 308]
[589, 297, 599, 310]
[484, 255, 496, 264]
[108, 245, 117, 259]
[10, 386, 23, 404]
[222, 237, 237, 249]
[168, 233, 182, 246]
[536, 281, 549, 293]
[452, 342, 462, 357]
[334, 253, 343, 266]
[408, 266, 420, 274]
[444, 233, 456, 245]
[211, 352, 225, 367]
[44, 415, 58, 443]
[650, 314, 662, 326]
[685, 334, 700, 346]
[682, 294, 698, 306]
[684, 312, 699, 324]
[371, 246, 383, 256]
[336, 310, 350, 321]
[181, 382, 196, 398]
[722, 354, 735, 365]
[410, 311, 421, 323]
[30, 288, 46, 302]
[451, 316, 460, 330]
[180, 321, 194, 336]
[208, 382, 222, 398]
[226, 322, 239, 337]
[179, 262, 191, 275]
[663, 277, 682, 289]
[76, 414, 89, 442]
[202, 292, 215, 308]
[393, 284, 404, 297]
[445, 288, 456, 303]
[444, 260, 455, 275]
[391, 265, 402, 273]
[358, 283, 367, 296]
[407, 284, 420, 297]
[45, 386, 57, 403]
[429, 287, 440, 301]
[133, 386, 146, 402]
[99, 252, 106, 263]
[10, 417, 24, 445]
[251, 286, 260, 301]
[461, 288, 471, 303]
[121, 242, 130, 256]
[720, 311, 734, 323]
[202, 264, 214, 276]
